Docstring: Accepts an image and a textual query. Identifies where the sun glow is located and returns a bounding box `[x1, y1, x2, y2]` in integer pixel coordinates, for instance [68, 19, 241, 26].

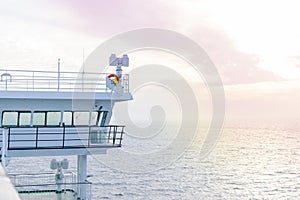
[258, 54, 300, 79]
[204, 0, 300, 79]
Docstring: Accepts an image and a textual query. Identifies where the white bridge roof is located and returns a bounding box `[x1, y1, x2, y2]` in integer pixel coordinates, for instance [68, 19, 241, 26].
[0, 69, 130, 93]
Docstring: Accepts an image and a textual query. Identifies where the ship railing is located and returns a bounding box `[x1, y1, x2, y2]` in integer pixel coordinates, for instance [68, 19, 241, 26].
[0, 69, 129, 93]
[1, 125, 125, 150]
[8, 171, 92, 200]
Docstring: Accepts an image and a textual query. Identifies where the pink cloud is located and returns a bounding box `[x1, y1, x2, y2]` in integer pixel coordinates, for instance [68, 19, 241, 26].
[55, 0, 179, 36]
[186, 26, 284, 84]
[11, 0, 286, 85]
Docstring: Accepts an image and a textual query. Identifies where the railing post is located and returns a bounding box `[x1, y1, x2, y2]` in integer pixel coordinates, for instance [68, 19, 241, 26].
[35, 127, 39, 149]
[7, 128, 11, 150]
[62, 125, 65, 148]
[58, 58, 60, 91]
[127, 74, 129, 93]
[1, 128, 8, 167]
[32, 71, 35, 91]
[107, 126, 111, 143]
[88, 126, 91, 148]
[119, 126, 124, 146]
[112, 126, 117, 145]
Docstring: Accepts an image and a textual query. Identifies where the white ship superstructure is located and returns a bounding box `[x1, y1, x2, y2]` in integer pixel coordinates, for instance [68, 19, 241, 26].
[0, 54, 132, 200]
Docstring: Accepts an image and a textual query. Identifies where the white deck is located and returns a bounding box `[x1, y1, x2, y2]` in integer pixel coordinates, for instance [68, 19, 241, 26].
[18, 191, 78, 200]
[0, 165, 21, 200]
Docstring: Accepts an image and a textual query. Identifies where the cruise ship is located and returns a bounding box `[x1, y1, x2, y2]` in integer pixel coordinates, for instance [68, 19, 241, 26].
[0, 54, 132, 200]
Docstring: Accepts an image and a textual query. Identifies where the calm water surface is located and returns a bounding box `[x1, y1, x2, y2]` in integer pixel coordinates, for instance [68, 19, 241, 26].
[7, 127, 300, 199]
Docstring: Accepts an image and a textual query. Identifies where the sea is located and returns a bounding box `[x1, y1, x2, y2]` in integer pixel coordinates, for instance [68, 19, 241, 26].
[6, 125, 300, 199]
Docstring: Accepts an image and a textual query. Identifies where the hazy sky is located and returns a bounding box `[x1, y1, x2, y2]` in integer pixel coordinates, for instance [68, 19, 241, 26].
[0, 0, 299, 124]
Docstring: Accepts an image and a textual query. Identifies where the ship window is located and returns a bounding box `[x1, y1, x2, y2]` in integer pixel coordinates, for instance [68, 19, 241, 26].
[2, 111, 18, 126]
[74, 112, 89, 126]
[19, 112, 31, 126]
[90, 112, 98, 126]
[33, 112, 46, 126]
[47, 111, 61, 126]
[62, 112, 72, 126]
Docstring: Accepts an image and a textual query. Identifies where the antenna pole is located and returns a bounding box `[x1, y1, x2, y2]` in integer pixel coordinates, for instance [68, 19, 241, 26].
[82, 48, 85, 73]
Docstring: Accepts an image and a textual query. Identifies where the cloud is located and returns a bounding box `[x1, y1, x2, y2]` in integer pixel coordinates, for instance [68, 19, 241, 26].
[0, 0, 287, 85]
[1, 0, 299, 124]
[54, 0, 180, 36]
[59, 1, 284, 85]
[185, 26, 284, 85]
[292, 55, 300, 68]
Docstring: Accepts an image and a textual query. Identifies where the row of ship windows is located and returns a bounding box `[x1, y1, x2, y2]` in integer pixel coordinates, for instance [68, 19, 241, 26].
[1, 111, 108, 127]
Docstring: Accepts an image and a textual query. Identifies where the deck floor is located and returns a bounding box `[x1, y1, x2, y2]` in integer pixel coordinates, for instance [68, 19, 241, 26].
[19, 191, 78, 200]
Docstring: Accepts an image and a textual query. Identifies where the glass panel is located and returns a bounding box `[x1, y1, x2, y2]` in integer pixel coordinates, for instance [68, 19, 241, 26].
[2, 112, 18, 126]
[74, 112, 89, 126]
[47, 112, 61, 126]
[33, 112, 46, 126]
[19, 112, 31, 126]
[100, 111, 108, 126]
[63, 112, 72, 126]
[91, 129, 106, 144]
[97, 112, 103, 126]
[90, 112, 98, 126]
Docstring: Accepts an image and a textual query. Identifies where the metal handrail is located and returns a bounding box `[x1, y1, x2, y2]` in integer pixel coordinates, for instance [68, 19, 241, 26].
[9, 171, 92, 200]
[0, 69, 129, 92]
[4, 125, 125, 150]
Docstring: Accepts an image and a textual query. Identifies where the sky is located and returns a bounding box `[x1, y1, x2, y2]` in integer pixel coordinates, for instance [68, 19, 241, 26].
[0, 0, 299, 126]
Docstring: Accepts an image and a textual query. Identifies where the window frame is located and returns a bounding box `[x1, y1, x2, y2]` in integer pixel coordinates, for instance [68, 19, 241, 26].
[1, 110, 109, 127]
[46, 111, 62, 127]
[18, 111, 32, 127]
[32, 111, 47, 127]
[62, 111, 73, 127]
[1, 111, 19, 127]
